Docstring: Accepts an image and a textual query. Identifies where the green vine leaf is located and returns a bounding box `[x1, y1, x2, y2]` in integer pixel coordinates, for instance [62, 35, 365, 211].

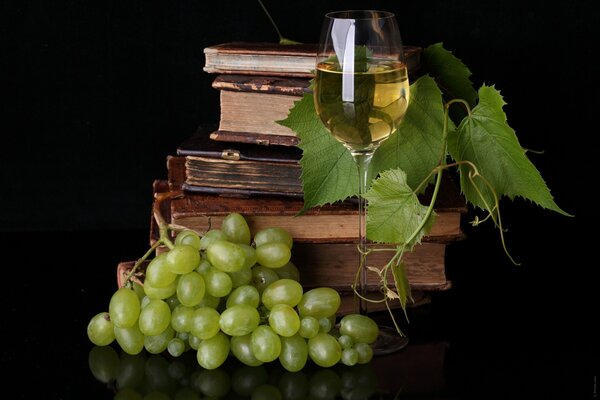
[364, 168, 436, 248]
[448, 85, 570, 216]
[421, 42, 477, 107]
[277, 94, 357, 211]
[391, 260, 413, 320]
[372, 75, 446, 192]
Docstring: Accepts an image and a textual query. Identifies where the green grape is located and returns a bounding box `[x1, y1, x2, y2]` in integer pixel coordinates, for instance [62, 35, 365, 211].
[341, 348, 359, 366]
[166, 244, 201, 275]
[165, 295, 180, 311]
[261, 279, 303, 310]
[226, 285, 260, 308]
[278, 371, 309, 400]
[115, 352, 146, 390]
[175, 229, 201, 250]
[297, 287, 341, 319]
[219, 304, 260, 336]
[251, 384, 282, 400]
[232, 365, 269, 396]
[171, 305, 194, 333]
[196, 259, 212, 275]
[251, 325, 281, 362]
[88, 346, 119, 384]
[339, 314, 379, 344]
[188, 334, 202, 350]
[307, 333, 342, 367]
[196, 331, 230, 370]
[240, 244, 258, 268]
[197, 293, 220, 309]
[251, 265, 279, 294]
[114, 388, 143, 400]
[199, 229, 227, 250]
[309, 369, 342, 399]
[144, 278, 178, 300]
[221, 212, 251, 245]
[298, 316, 320, 339]
[87, 312, 115, 346]
[207, 240, 247, 272]
[355, 342, 374, 364]
[176, 271, 206, 307]
[176, 330, 189, 341]
[229, 266, 253, 288]
[132, 282, 146, 302]
[253, 227, 293, 249]
[194, 368, 231, 398]
[145, 253, 177, 288]
[144, 325, 175, 354]
[114, 323, 145, 355]
[279, 334, 308, 372]
[318, 316, 334, 333]
[230, 334, 264, 367]
[138, 299, 171, 336]
[109, 287, 141, 329]
[190, 307, 221, 339]
[337, 334, 354, 350]
[268, 304, 300, 337]
[167, 337, 186, 357]
[274, 261, 300, 282]
[204, 266, 233, 297]
[255, 242, 291, 268]
[140, 296, 152, 308]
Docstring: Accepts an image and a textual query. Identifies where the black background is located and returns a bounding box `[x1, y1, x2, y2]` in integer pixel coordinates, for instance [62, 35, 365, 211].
[1, 1, 599, 398]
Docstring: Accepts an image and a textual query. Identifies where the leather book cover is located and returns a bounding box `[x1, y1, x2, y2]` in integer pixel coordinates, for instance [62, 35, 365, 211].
[177, 128, 301, 163]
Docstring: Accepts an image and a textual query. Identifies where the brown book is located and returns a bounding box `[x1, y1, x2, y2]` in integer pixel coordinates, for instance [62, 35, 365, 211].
[210, 75, 309, 146]
[173, 129, 303, 197]
[167, 179, 466, 244]
[203, 42, 422, 78]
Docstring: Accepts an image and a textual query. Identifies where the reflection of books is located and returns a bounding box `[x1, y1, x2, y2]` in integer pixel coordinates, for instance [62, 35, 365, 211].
[203, 42, 422, 77]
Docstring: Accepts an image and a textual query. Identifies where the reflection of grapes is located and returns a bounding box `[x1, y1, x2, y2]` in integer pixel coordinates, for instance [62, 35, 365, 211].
[88, 346, 379, 399]
[87, 213, 379, 370]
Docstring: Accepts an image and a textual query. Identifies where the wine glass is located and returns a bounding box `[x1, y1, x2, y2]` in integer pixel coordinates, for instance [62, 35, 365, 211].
[314, 10, 410, 354]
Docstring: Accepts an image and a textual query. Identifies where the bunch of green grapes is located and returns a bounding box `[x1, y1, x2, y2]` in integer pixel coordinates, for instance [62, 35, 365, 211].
[87, 213, 379, 371]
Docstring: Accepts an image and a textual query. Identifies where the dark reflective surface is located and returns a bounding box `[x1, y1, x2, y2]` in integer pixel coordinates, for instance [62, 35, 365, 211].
[2, 228, 598, 399]
[88, 346, 384, 399]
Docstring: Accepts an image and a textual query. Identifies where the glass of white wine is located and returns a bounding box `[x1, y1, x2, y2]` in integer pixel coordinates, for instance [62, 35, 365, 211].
[314, 10, 410, 354]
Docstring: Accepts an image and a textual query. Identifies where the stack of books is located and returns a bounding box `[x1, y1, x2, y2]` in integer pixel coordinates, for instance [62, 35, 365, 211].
[134, 42, 466, 314]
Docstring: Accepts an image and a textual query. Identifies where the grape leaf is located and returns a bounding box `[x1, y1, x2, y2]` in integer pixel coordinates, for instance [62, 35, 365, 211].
[448, 85, 570, 216]
[371, 76, 446, 192]
[364, 168, 436, 248]
[421, 42, 477, 107]
[391, 260, 413, 320]
[277, 94, 357, 211]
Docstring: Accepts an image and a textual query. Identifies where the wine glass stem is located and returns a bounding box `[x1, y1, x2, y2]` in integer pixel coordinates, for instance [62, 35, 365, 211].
[351, 150, 374, 316]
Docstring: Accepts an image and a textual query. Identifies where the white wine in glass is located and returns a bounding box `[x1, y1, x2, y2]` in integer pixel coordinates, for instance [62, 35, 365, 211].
[314, 10, 410, 355]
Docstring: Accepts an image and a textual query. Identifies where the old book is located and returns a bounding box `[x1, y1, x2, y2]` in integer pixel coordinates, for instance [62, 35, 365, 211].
[203, 42, 422, 77]
[167, 179, 466, 244]
[210, 74, 308, 146]
[172, 129, 303, 197]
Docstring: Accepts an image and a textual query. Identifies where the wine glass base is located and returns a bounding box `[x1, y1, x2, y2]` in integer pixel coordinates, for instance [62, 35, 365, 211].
[372, 325, 409, 356]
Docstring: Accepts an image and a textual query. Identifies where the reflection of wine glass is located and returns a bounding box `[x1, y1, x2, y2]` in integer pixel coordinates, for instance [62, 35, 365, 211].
[314, 10, 410, 354]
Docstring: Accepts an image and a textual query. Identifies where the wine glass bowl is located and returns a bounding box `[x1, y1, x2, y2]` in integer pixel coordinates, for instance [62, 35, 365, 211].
[313, 10, 410, 355]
